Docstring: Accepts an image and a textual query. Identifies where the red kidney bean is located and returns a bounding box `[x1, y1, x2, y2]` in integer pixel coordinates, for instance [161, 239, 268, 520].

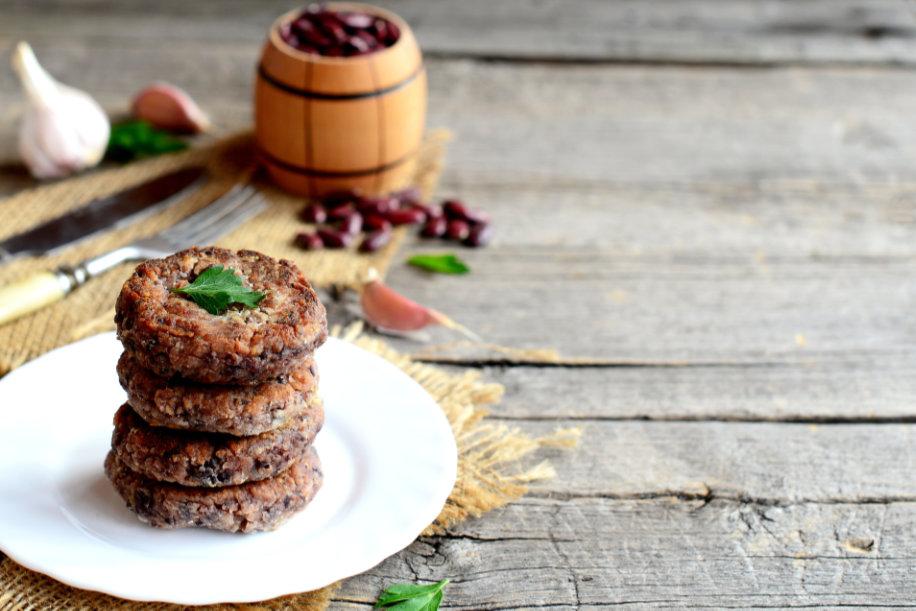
[322, 189, 362, 206]
[386, 208, 426, 226]
[420, 215, 447, 238]
[464, 223, 493, 247]
[339, 11, 374, 29]
[325, 203, 354, 221]
[359, 229, 392, 253]
[464, 208, 491, 226]
[317, 228, 353, 249]
[364, 215, 392, 232]
[339, 210, 363, 235]
[281, 7, 400, 56]
[294, 231, 323, 251]
[392, 186, 422, 205]
[299, 204, 326, 224]
[406, 201, 437, 217]
[344, 36, 371, 55]
[442, 199, 469, 220]
[442, 199, 490, 226]
[446, 219, 470, 241]
[356, 196, 397, 216]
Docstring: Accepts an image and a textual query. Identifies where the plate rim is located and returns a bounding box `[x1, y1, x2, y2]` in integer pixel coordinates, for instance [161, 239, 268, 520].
[0, 332, 457, 604]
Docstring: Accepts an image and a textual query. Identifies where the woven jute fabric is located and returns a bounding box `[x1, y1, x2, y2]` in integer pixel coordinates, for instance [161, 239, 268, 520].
[0, 130, 450, 373]
[0, 323, 579, 610]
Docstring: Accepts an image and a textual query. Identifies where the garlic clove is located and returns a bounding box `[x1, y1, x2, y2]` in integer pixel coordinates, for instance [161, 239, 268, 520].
[11, 42, 110, 179]
[360, 268, 480, 340]
[131, 82, 210, 134]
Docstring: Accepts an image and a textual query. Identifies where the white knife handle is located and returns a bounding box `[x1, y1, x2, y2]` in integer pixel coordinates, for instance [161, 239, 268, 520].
[0, 270, 73, 326]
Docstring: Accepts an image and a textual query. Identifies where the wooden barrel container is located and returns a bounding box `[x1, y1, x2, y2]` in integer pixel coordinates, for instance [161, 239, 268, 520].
[255, 3, 427, 197]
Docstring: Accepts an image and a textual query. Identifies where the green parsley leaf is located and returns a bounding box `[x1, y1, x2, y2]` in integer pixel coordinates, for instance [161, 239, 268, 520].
[375, 579, 448, 610]
[106, 120, 188, 163]
[170, 265, 266, 315]
[407, 253, 470, 275]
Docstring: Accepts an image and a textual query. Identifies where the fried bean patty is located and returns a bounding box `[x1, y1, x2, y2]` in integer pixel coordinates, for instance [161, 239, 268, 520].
[105, 447, 323, 533]
[111, 401, 323, 487]
[116, 247, 327, 385]
[117, 351, 318, 436]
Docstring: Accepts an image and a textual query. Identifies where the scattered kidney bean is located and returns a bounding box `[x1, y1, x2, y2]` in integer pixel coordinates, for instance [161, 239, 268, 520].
[339, 210, 363, 235]
[462, 208, 491, 226]
[294, 231, 323, 251]
[323, 189, 361, 206]
[359, 229, 392, 253]
[299, 203, 327, 224]
[280, 5, 400, 57]
[357, 196, 397, 216]
[420, 215, 447, 238]
[464, 223, 493, 247]
[392, 186, 422, 205]
[387, 208, 426, 226]
[317, 228, 353, 249]
[442, 199, 470, 220]
[364, 214, 392, 232]
[325, 203, 354, 221]
[293, 186, 491, 253]
[446, 219, 470, 241]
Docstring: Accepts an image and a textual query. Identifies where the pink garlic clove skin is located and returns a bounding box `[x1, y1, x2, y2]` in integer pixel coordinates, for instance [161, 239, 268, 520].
[359, 269, 481, 341]
[361, 271, 437, 331]
[131, 82, 210, 134]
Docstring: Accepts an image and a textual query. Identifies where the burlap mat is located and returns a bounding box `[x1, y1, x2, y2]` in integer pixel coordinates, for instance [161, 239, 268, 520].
[0, 130, 449, 373]
[0, 134, 580, 609]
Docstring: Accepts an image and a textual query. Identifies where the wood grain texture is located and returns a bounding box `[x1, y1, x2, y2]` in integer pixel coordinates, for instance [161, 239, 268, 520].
[334, 497, 916, 608]
[2, 0, 916, 66]
[2, 1, 916, 608]
[459, 361, 916, 422]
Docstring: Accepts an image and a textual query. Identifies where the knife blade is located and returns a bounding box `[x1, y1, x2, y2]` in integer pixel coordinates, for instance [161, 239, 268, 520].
[0, 166, 207, 262]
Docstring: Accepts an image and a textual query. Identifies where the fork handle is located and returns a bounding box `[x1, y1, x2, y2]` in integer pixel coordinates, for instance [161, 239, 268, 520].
[0, 246, 139, 326]
[0, 270, 74, 326]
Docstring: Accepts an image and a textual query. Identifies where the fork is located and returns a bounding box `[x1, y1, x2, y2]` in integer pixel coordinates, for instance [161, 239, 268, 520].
[0, 184, 268, 326]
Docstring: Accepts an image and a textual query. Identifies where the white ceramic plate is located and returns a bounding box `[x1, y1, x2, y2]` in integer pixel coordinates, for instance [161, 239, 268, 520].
[0, 332, 456, 605]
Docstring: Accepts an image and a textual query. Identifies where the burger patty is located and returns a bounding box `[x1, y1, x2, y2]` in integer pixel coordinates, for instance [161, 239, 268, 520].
[111, 401, 323, 487]
[115, 247, 327, 385]
[105, 447, 323, 533]
[117, 351, 318, 436]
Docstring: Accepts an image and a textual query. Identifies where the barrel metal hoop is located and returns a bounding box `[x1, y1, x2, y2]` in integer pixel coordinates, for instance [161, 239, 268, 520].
[257, 63, 424, 100]
[258, 147, 418, 178]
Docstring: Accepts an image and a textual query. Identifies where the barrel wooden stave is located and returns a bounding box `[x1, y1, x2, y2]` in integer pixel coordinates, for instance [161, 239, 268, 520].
[254, 3, 426, 197]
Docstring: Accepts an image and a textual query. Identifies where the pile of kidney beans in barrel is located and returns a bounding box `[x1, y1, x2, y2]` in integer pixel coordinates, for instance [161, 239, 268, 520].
[279, 4, 399, 56]
[295, 188, 493, 253]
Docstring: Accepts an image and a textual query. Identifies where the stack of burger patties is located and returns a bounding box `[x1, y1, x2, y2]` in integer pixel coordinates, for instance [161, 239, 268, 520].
[106, 246, 328, 533]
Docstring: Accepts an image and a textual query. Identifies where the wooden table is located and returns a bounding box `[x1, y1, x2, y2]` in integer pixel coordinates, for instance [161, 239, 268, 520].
[3, 1, 916, 607]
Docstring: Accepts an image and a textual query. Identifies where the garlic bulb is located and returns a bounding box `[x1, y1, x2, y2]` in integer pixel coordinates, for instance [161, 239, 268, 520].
[11, 42, 110, 178]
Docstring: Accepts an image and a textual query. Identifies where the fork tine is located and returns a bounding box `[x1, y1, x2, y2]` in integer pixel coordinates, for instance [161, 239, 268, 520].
[159, 185, 255, 244]
[183, 192, 267, 246]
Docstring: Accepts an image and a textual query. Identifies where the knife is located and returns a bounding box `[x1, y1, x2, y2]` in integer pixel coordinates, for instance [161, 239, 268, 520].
[0, 166, 206, 262]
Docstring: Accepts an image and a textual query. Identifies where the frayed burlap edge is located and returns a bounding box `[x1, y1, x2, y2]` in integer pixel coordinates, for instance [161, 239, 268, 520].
[0, 323, 579, 610]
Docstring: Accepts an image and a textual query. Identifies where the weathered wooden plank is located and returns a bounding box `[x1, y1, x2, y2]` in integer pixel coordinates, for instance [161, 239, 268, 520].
[379, 249, 916, 363]
[463, 360, 916, 422]
[3, 0, 916, 66]
[334, 497, 916, 608]
[510, 420, 916, 501]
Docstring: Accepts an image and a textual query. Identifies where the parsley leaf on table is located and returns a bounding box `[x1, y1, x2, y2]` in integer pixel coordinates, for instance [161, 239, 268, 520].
[407, 253, 470, 275]
[375, 579, 449, 610]
[170, 265, 265, 315]
[106, 120, 189, 162]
